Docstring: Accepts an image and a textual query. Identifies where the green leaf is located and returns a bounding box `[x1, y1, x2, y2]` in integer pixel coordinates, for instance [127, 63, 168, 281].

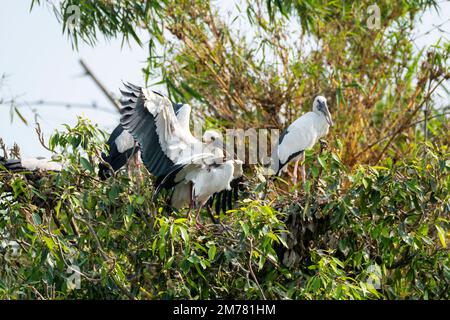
[310, 166, 319, 178]
[331, 153, 341, 163]
[80, 157, 94, 173]
[309, 276, 321, 292]
[362, 178, 369, 189]
[180, 81, 204, 101]
[43, 236, 55, 251]
[14, 107, 28, 125]
[108, 185, 120, 201]
[240, 221, 249, 236]
[136, 196, 145, 205]
[318, 155, 327, 169]
[258, 254, 266, 270]
[208, 244, 217, 261]
[435, 225, 447, 248]
[32, 213, 42, 225]
[179, 226, 189, 243]
[158, 240, 166, 260]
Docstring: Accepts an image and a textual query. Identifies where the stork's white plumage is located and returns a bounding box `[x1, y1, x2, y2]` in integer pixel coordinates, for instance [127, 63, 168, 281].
[271, 96, 332, 184]
[167, 129, 226, 210]
[119, 83, 243, 222]
[115, 129, 135, 154]
[1, 156, 64, 172]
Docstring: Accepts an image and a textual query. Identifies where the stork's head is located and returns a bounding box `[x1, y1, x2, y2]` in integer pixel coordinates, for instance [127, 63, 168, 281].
[203, 130, 222, 145]
[313, 96, 333, 126]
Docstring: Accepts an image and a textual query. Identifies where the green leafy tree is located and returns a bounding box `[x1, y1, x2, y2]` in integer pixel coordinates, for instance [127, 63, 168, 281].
[31, 0, 449, 166]
[0, 0, 448, 299]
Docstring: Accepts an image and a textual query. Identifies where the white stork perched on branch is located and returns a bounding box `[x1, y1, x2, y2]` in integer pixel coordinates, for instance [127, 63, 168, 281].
[118, 83, 243, 223]
[271, 96, 333, 184]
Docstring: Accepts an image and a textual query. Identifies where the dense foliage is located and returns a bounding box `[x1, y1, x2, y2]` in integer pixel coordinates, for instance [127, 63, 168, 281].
[0, 0, 448, 299]
[0, 117, 448, 299]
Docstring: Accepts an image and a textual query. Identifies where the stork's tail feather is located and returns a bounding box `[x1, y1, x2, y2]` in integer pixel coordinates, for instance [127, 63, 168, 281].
[98, 152, 111, 180]
[98, 164, 111, 181]
[97, 147, 138, 180]
[208, 176, 245, 216]
[152, 164, 186, 202]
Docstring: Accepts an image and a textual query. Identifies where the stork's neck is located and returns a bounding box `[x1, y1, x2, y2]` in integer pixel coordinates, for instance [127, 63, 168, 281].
[313, 108, 323, 118]
[312, 110, 330, 137]
[313, 109, 328, 124]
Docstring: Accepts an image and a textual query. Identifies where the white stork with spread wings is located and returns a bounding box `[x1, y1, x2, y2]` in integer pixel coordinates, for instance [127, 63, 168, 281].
[118, 83, 243, 223]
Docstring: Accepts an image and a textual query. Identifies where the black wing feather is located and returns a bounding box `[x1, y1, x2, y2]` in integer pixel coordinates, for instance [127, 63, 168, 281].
[98, 124, 138, 180]
[1, 159, 24, 171]
[119, 84, 176, 178]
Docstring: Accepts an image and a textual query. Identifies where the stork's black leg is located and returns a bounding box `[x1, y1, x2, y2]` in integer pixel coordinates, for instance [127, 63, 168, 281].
[233, 182, 239, 203]
[215, 192, 222, 216]
[221, 189, 228, 215]
[226, 190, 233, 212]
[206, 202, 219, 224]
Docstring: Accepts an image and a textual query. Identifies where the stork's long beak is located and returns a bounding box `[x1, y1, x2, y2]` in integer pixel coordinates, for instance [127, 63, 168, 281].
[320, 101, 333, 127]
[325, 110, 333, 127]
[214, 137, 224, 148]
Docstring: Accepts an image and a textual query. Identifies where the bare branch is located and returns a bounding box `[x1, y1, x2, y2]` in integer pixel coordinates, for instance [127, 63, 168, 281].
[79, 59, 121, 112]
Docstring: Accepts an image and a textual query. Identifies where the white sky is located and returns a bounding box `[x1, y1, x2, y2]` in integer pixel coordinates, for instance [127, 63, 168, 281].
[0, 1, 449, 157]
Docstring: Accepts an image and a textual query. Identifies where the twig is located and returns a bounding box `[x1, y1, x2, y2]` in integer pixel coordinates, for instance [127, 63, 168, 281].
[0, 138, 8, 159]
[248, 238, 266, 299]
[373, 78, 446, 163]
[79, 59, 121, 112]
[69, 215, 80, 237]
[74, 215, 111, 262]
[138, 209, 154, 233]
[219, 220, 281, 269]
[10, 143, 21, 159]
[354, 93, 449, 161]
[356, 110, 450, 159]
[35, 122, 53, 153]
[412, 18, 450, 41]
[71, 215, 135, 298]
[29, 286, 46, 300]
[0, 100, 116, 115]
